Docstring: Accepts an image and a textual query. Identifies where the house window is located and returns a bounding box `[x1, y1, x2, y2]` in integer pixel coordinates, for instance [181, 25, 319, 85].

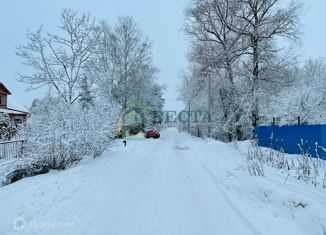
[0, 95, 2, 105]
[14, 119, 23, 127]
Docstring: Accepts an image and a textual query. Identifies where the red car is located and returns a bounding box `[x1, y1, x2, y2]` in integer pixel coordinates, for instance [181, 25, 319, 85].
[145, 126, 160, 139]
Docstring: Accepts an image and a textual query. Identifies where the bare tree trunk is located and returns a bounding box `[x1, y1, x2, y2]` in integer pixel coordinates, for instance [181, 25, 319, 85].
[252, 36, 259, 128]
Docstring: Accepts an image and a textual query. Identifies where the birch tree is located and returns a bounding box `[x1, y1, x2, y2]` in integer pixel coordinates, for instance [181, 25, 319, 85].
[97, 16, 157, 110]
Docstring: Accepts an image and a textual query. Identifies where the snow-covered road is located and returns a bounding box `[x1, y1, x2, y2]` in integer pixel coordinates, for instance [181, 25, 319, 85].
[80, 129, 257, 235]
[0, 130, 257, 235]
[1, 129, 326, 235]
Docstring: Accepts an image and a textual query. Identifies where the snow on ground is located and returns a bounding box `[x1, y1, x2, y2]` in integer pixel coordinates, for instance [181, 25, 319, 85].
[0, 129, 325, 235]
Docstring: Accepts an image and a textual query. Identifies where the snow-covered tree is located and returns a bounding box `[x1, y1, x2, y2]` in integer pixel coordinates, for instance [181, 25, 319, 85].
[267, 58, 326, 125]
[0, 113, 15, 141]
[79, 75, 94, 110]
[215, 0, 301, 127]
[185, 0, 247, 139]
[181, 0, 302, 141]
[17, 9, 165, 170]
[24, 96, 119, 169]
[96, 17, 156, 108]
[95, 16, 164, 123]
[17, 9, 98, 106]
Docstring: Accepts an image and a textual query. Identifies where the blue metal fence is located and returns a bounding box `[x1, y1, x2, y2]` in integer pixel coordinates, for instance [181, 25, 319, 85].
[255, 125, 326, 160]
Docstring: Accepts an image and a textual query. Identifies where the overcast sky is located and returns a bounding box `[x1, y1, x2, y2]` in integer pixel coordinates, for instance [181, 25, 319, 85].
[1, 0, 326, 111]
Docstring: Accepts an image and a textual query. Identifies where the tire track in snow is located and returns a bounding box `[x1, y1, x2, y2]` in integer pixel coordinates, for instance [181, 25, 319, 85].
[191, 138, 260, 233]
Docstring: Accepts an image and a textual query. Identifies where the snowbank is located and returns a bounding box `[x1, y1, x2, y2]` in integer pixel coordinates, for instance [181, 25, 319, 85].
[0, 158, 49, 187]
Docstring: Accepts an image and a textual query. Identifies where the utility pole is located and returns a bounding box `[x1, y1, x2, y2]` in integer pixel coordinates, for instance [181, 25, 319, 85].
[188, 100, 191, 134]
[208, 76, 212, 138]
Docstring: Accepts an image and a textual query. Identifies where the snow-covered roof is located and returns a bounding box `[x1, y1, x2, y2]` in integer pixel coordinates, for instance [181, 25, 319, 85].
[0, 108, 27, 115]
[6, 96, 29, 113]
[0, 96, 28, 115]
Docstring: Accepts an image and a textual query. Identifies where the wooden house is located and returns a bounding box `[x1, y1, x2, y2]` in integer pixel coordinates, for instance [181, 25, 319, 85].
[0, 83, 28, 125]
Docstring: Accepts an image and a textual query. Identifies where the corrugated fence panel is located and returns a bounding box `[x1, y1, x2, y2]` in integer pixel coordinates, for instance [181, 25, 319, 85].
[321, 126, 326, 155]
[255, 125, 326, 160]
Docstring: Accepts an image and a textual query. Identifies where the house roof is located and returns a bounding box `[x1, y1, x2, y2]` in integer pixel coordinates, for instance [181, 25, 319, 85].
[0, 83, 12, 95]
[7, 96, 29, 113]
[0, 108, 27, 115]
[0, 84, 28, 114]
